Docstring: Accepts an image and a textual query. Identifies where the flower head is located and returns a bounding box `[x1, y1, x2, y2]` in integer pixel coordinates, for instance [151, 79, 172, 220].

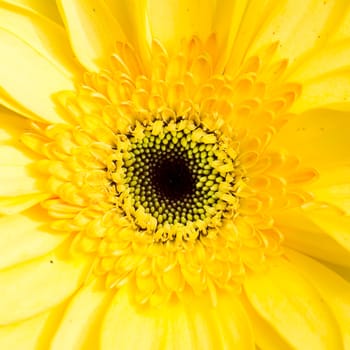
[1, 1, 350, 349]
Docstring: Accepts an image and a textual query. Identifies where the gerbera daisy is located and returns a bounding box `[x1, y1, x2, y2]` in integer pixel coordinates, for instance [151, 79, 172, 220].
[1, 0, 350, 349]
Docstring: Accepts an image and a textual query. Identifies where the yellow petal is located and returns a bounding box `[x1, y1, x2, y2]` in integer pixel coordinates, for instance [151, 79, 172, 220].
[0, 140, 35, 167]
[212, 0, 250, 72]
[105, 0, 151, 69]
[287, 249, 350, 350]
[0, 310, 50, 350]
[3, 0, 63, 24]
[0, 166, 38, 196]
[288, 40, 350, 112]
[149, 0, 250, 72]
[303, 203, 350, 256]
[309, 165, 350, 215]
[101, 288, 254, 350]
[275, 208, 350, 267]
[233, 0, 347, 70]
[101, 288, 164, 350]
[330, 3, 350, 42]
[0, 246, 89, 325]
[288, 39, 350, 82]
[0, 143, 42, 196]
[0, 0, 79, 77]
[0, 193, 49, 215]
[0, 28, 74, 123]
[147, 0, 215, 53]
[57, 0, 126, 71]
[225, 0, 279, 74]
[244, 258, 343, 350]
[270, 109, 350, 169]
[50, 280, 111, 350]
[0, 105, 32, 141]
[0, 90, 39, 121]
[0, 208, 67, 270]
[292, 70, 350, 112]
[0, 144, 34, 165]
[331, 265, 350, 284]
[241, 294, 294, 350]
[0, 106, 48, 200]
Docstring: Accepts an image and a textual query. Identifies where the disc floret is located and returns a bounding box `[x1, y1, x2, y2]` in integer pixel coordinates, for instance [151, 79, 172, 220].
[110, 118, 240, 243]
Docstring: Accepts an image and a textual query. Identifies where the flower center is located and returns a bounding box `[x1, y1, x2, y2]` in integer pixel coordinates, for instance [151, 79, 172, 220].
[111, 119, 238, 242]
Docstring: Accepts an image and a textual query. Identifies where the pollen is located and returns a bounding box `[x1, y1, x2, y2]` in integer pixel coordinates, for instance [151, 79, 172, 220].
[21, 36, 318, 305]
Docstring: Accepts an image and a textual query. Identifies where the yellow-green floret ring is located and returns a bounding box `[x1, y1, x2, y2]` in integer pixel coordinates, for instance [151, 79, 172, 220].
[109, 118, 240, 243]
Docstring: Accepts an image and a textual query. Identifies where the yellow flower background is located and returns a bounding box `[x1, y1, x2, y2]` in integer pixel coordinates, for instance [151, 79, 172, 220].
[1, 0, 350, 349]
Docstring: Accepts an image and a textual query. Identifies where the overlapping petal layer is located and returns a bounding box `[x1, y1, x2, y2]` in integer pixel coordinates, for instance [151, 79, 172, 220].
[244, 258, 343, 350]
[0, 246, 89, 325]
[287, 250, 350, 349]
[100, 288, 254, 350]
[0, 208, 67, 269]
[57, 0, 126, 71]
[0, 0, 349, 349]
[2, 0, 62, 24]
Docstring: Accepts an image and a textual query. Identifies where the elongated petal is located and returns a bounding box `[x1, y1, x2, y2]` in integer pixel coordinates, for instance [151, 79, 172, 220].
[0, 1, 79, 122]
[57, 0, 126, 71]
[0, 91, 39, 121]
[211, 1, 250, 72]
[0, 105, 32, 141]
[270, 109, 350, 169]
[0, 1, 79, 77]
[0, 107, 49, 210]
[241, 295, 294, 350]
[225, 0, 279, 74]
[105, 0, 151, 68]
[332, 265, 350, 284]
[149, 0, 251, 72]
[0, 141, 43, 196]
[226, 1, 350, 77]
[244, 258, 343, 350]
[0, 310, 51, 350]
[331, 4, 350, 42]
[287, 249, 350, 349]
[50, 281, 111, 350]
[147, 0, 252, 73]
[288, 40, 350, 111]
[275, 208, 350, 267]
[0, 247, 89, 325]
[0, 156, 39, 196]
[292, 71, 350, 112]
[288, 39, 350, 82]
[101, 288, 168, 350]
[0, 28, 74, 123]
[101, 288, 254, 350]
[147, 0, 214, 52]
[0, 208, 67, 270]
[303, 203, 350, 255]
[309, 165, 350, 215]
[3, 0, 63, 24]
[0, 193, 49, 215]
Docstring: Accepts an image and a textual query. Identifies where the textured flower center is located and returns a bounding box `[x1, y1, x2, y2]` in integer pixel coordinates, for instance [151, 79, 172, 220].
[125, 129, 217, 221]
[111, 119, 238, 242]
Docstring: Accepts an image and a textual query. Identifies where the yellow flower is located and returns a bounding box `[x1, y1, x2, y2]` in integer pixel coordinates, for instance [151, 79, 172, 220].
[1, 0, 350, 348]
